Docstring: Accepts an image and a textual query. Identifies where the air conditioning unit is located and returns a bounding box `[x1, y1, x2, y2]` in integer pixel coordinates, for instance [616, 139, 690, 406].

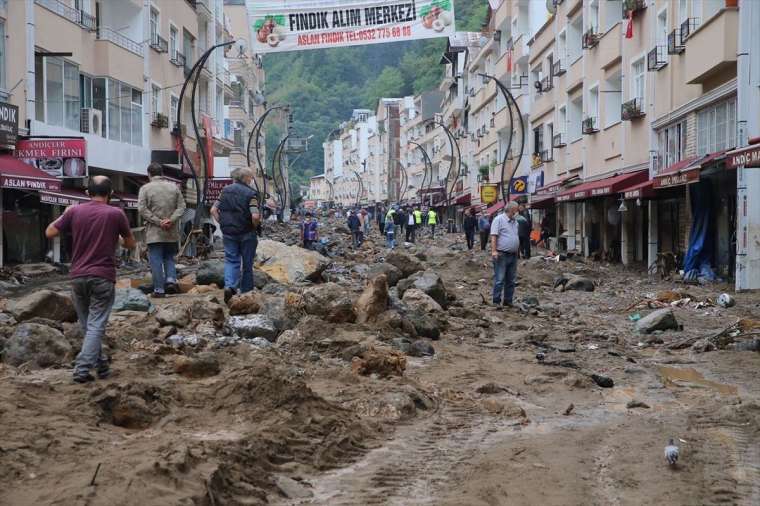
[81, 108, 103, 136]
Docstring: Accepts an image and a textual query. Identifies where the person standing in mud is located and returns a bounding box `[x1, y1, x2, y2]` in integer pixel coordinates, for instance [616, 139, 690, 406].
[463, 207, 477, 250]
[210, 168, 261, 303]
[347, 210, 362, 248]
[517, 203, 532, 259]
[301, 212, 318, 250]
[406, 206, 416, 243]
[428, 208, 438, 238]
[478, 211, 491, 251]
[490, 201, 520, 307]
[138, 162, 186, 298]
[393, 205, 403, 237]
[377, 204, 386, 235]
[45, 176, 136, 383]
[385, 206, 397, 249]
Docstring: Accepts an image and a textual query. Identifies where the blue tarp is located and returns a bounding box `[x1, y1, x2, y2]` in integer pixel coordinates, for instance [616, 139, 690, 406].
[683, 181, 719, 282]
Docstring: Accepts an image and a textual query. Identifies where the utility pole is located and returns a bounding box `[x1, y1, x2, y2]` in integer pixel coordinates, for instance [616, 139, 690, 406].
[736, 0, 760, 290]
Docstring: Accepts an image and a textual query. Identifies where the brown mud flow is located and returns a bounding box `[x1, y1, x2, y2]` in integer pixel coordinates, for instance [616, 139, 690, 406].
[1, 219, 760, 505]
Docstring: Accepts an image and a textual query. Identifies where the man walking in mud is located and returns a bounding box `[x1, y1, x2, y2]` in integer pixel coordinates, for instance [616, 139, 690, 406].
[138, 162, 186, 298]
[45, 176, 136, 383]
[210, 168, 261, 303]
[490, 201, 520, 307]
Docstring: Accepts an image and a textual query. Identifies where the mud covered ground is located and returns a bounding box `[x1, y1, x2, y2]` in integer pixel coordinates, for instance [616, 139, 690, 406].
[1, 222, 759, 506]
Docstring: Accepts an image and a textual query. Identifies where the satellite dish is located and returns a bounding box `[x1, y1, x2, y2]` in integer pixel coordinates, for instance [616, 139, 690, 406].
[252, 91, 266, 106]
[546, 0, 556, 15]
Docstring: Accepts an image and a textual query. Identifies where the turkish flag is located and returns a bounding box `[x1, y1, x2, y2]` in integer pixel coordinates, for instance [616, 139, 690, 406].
[625, 11, 634, 39]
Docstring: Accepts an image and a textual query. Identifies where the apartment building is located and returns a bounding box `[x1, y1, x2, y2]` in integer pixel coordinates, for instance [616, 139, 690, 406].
[0, 0, 256, 265]
[398, 91, 444, 206]
[307, 173, 328, 208]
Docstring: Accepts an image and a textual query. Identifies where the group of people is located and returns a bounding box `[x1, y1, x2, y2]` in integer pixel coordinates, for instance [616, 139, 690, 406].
[378, 205, 438, 249]
[462, 203, 532, 258]
[46, 164, 261, 383]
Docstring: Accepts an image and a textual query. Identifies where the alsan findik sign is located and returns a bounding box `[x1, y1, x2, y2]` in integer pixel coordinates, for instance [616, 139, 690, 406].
[247, 0, 456, 53]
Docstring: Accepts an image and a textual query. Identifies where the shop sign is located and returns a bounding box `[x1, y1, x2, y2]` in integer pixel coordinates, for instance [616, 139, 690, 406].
[0, 102, 19, 149]
[590, 186, 612, 196]
[248, 0, 455, 54]
[572, 190, 588, 199]
[0, 175, 61, 191]
[39, 192, 84, 207]
[206, 178, 233, 202]
[556, 193, 571, 202]
[14, 138, 87, 178]
[727, 144, 760, 169]
[653, 169, 699, 188]
[480, 183, 498, 204]
[510, 176, 528, 195]
[624, 189, 642, 199]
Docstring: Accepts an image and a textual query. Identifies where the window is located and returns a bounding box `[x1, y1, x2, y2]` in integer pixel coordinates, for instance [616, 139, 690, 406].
[183, 29, 195, 67]
[678, 0, 688, 24]
[545, 123, 553, 155]
[38, 56, 80, 130]
[589, 0, 599, 32]
[605, 71, 622, 127]
[631, 56, 645, 102]
[169, 25, 178, 57]
[533, 125, 544, 156]
[558, 105, 567, 134]
[657, 8, 668, 45]
[150, 8, 159, 43]
[103, 78, 142, 145]
[80, 75, 92, 109]
[546, 53, 554, 77]
[658, 120, 687, 170]
[64, 62, 80, 130]
[170, 94, 179, 128]
[0, 20, 5, 91]
[46, 58, 64, 127]
[569, 95, 583, 141]
[151, 84, 160, 115]
[568, 15, 583, 63]
[557, 30, 567, 61]
[588, 85, 599, 122]
[697, 98, 737, 156]
[604, 0, 622, 31]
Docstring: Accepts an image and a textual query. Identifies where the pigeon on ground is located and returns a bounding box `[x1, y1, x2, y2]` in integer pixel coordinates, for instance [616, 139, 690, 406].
[536, 351, 546, 363]
[665, 438, 679, 465]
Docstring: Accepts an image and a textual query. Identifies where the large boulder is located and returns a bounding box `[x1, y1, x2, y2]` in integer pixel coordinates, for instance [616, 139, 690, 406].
[635, 308, 679, 334]
[384, 251, 424, 278]
[402, 289, 443, 313]
[189, 299, 225, 325]
[302, 283, 356, 323]
[256, 239, 329, 284]
[354, 274, 389, 324]
[112, 288, 151, 312]
[227, 315, 278, 341]
[227, 292, 262, 316]
[397, 270, 447, 308]
[196, 261, 225, 287]
[155, 304, 192, 328]
[4, 323, 72, 368]
[8, 290, 77, 323]
[365, 263, 403, 287]
[405, 310, 441, 340]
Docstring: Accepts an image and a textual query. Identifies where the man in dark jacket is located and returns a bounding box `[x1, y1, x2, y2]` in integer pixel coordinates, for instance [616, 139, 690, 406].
[347, 210, 362, 248]
[463, 207, 477, 250]
[478, 212, 491, 251]
[517, 203, 532, 259]
[210, 168, 260, 303]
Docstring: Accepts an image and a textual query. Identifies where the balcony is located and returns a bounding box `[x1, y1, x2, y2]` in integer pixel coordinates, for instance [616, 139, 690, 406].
[170, 51, 186, 68]
[151, 112, 169, 129]
[684, 9, 738, 84]
[97, 28, 143, 56]
[553, 133, 566, 148]
[582, 29, 600, 50]
[621, 97, 645, 121]
[36, 0, 97, 31]
[540, 75, 553, 93]
[622, 0, 646, 17]
[680, 18, 700, 44]
[668, 29, 685, 54]
[582, 116, 598, 135]
[552, 59, 566, 77]
[540, 149, 554, 163]
[149, 33, 168, 53]
[647, 46, 667, 71]
[194, 0, 213, 18]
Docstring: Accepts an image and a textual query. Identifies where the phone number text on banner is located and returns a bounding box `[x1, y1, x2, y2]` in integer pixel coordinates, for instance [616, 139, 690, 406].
[247, 0, 455, 53]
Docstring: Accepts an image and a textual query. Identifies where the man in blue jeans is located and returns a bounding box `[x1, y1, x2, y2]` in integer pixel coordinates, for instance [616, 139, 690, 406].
[210, 168, 260, 303]
[490, 201, 520, 307]
[138, 162, 186, 297]
[46, 176, 136, 383]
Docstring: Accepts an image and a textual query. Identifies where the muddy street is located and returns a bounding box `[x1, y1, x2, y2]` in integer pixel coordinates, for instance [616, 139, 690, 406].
[1, 222, 760, 506]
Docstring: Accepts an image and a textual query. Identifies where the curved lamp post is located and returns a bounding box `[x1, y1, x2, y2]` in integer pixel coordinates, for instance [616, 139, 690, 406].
[352, 169, 364, 206]
[398, 162, 409, 204]
[409, 141, 433, 204]
[246, 104, 288, 209]
[425, 120, 461, 219]
[478, 73, 526, 205]
[270, 135, 289, 213]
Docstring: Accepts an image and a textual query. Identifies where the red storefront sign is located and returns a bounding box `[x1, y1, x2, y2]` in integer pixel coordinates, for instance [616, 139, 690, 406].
[726, 144, 760, 169]
[206, 178, 233, 202]
[14, 138, 87, 178]
[653, 169, 700, 188]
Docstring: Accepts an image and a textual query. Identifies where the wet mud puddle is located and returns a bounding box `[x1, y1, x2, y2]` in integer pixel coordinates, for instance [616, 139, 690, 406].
[658, 366, 738, 396]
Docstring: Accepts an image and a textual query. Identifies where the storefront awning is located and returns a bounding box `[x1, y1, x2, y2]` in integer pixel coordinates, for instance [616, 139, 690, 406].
[486, 200, 505, 216]
[528, 194, 555, 208]
[454, 193, 471, 205]
[114, 192, 139, 209]
[620, 179, 654, 200]
[557, 170, 648, 202]
[0, 155, 61, 191]
[39, 189, 89, 206]
[686, 149, 729, 171]
[727, 143, 760, 168]
[653, 156, 700, 188]
[535, 175, 579, 196]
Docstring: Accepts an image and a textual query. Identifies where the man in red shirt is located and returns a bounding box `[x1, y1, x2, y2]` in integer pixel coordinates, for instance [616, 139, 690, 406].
[46, 176, 136, 383]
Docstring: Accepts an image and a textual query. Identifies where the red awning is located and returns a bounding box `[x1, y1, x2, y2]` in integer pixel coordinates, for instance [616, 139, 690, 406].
[529, 194, 555, 208]
[114, 192, 139, 209]
[535, 175, 579, 196]
[557, 170, 648, 202]
[454, 193, 471, 205]
[620, 179, 654, 200]
[658, 156, 699, 176]
[39, 189, 89, 206]
[0, 155, 61, 191]
[686, 149, 729, 170]
[486, 200, 505, 216]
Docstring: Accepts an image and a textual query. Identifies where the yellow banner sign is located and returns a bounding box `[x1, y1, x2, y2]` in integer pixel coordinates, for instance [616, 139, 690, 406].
[480, 184, 498, 204]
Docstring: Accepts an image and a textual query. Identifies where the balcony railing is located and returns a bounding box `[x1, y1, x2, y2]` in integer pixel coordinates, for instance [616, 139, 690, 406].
[668, 29, 685, 54]
[36, 0, 95, 31]
[151, 112, 169, 128]
[97, 28, 143, 56]
[582, 116, 598, 135]
[149, 33, 168, 53]
[552, 133, 566, 148]
[582, 29, 600, 49]
[540, 149, 554, 163]
[170, 51, 186, 67]
[621, 97, 645, 121]
[540, 75, 553, 92]
[680, 18, 700, 45]
[552, 59, 566, 77]
[647, 46, 667, 71]
[622, 0, 646, 17]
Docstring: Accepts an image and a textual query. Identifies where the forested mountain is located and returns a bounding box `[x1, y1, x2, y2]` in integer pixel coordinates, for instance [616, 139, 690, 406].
[263, 0, 488, 188]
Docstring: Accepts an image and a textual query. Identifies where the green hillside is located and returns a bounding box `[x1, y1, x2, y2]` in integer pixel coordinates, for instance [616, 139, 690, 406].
[262, 0, 488, 189]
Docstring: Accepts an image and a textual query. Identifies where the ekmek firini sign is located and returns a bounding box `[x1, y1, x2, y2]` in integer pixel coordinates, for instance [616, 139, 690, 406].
[247, 0, 456, 54]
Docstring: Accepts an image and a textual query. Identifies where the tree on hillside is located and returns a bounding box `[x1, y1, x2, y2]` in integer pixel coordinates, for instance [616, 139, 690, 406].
[363, 67, 406, 107]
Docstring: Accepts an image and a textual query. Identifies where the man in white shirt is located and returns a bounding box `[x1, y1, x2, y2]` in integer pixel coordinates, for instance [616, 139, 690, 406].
[490, 201, 520, 306]
[406, 207, 416, 243]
